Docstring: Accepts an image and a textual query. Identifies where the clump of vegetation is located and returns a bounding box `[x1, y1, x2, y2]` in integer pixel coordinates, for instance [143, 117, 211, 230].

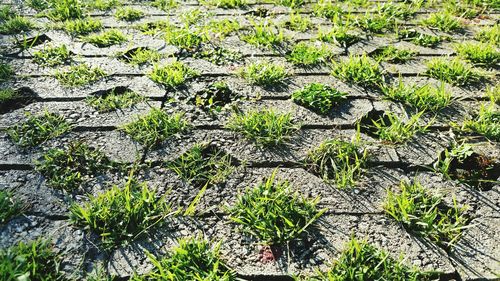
[286, 42, 332, 67]
[226, 109, 298, 146]
[205, 19, 241, 40]
[83, 0, 120, 11]
[55, 64, 106, 87]
[291, 83, 347, 114]
[282, 12, 312, 32]
[0, 88, 27, 113]
[115, 7, 144, 21]
[422, 12, 462, 33]
[368, 111, 429, 144]
[0, 62, 14, 82]
[201, 0, 245, 8]
[33, 44, 71, 66]
[149, 62, 199, 89]
[190, 81, 236, 112]
[331, 55, 384, 88]
[86, 88, 145, 112]
[425, 57, 484, 86]
[151, 0, 178, 11]
[310, 238, 433, 280]
[241, 19, 285, 49]
[370, 46, 416, 63]
[7, 111, 72, 148]
[381, 80, 453, 112]
[487, 84, 499, 104]
[46, 0, 84, 21]
[36, 142, 112, 191]
[275, 0, 304, 8]
[83, 29, 128, 47]
[164, 26, 206, 51]
[239, 61, 288, 86]
[0, 16, 35, 35]
[193, 46, 242, 65]
[398, 29, 442, 48]
[354, 13, 394, 34]
[0, 191, 23, 224]
[120, 108, 189, 147]
[317, 25, 360, 48]
[59, 18, 103, 36]
[305, 137, 367, 188]
[0, 240, 62, 281]
[120, 47, 162, 65]
[454, 41, 499, 66]
[462, 103, 499, 142]
[475, 24, 499, 45]
[313, 0, 342, 19]
[228, 170, 325, 245]
[70, 176, 174, 248]
[384, 181, 469, 247]
[131, 238, 235, 280]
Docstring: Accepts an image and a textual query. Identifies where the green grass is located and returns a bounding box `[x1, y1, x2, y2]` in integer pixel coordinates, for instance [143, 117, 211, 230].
[190, 81, 236, 112]
[462, 103, 500, 141]
[487, 84, 499, 104]
[354, 13, 394, 34]
[35, 142, 112, 191]
[0, 5, 14, 20]
[384, 180, 469, 247]
[375, 1, 418, 20]
[369, 111, 429, 144]
[370, 46, 416, 63]
[0, 240, 61, 281]
[0, 191, 23, 224]
[131, 238, 234, 281]
[454, 41, 500, 66]
[228, 169, 325, 245]
[398, 29, 442, 48]
[151, 0, 178, 11]
[193, 46, 243, 66]
[83, 0, 120, 11]
[0, 62, 14, 82]
[0, 88, 19, 105]
[164, 26, 206, 51]
[201, 0, 245, 8]
[381, 79, 453, 112]
[7, 111, 72, 148]
[205, 19, 241, 40]
[55, 64, 106, 87]
[167, 143, 234, 188]
[120, 108, 189, 147]
[425, 57, 484, 86]
[83, 29, 128, 47]
[286, 42, 332, 67]
[331, 55, 384, 88]
[0, 16, 35, 35]
[115, 7, 144, 21]
[291, 83, 347, 114]
[282, 12, 312, 32]
[313, 0, 342, 19]
[475, 24, 499, 45]
[46, 0, 84, 21]
[59, 17, 103, 36]
[240, 19, 285, 49]
[317, 25, 360, 48]
[70, 176, 174, 248]
[33, 44, 71, 66]
[120, 47, 162, 65]
[305, 137, 367, 188]
[86, 88, 145, 112]
[149, 61, 199, 88]
[307, 238, 433, 281]
[275, 0, 304, 8]
[239, 61, 288, 86]
[422, 12, 463, 33]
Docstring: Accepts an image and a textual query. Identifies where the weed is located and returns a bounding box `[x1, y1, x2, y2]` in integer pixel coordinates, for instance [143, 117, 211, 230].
[239, 61, 288, 86]
[26, 0, 50, 11]
[381, 79, 452, 112]
[241, 19, 285, 49]
[136, 20, 170, 35]
[0, 191, 23, 224]
[275, 0, 304, 8]
[317, 25, 360, 48]
[434, 141, 474, 177]
[286, 42, 332, 67]
[190, 81, 236, 112]
[228, 170, 325, 245]
[115, 7, 144, 21]
[33, 44, 71, 66]
[375, 1, 418, 20]
[291, 83, 347, 114]
[194, 46, 242, 65]
[86, 88, 145, 112]
[0, 16, 35, 35]
[0, 5, 12, 20]
[205, 19, 241, 40]
[398, 29, 441, 48]
[83, 29, 128, 47]
[120, 47, 162, 65]
[164, 26, 206, 51]
[0, 88, 19, 104]
[370, 46, 416, 63]
[0, 62, 13, 81]
[149, 62, 199, 89]
[70, 176, 174, 248]
[422, 12, 462, 33]
[454, 41, 499, 66]
[59, 17, 103, 36]
[35, 142, 112, 191]
[475, 24, 499, 45]
[180, 8, 204, 26]
[282, 12, 312, 32]
[46, 0, 84, 21]
[384, 180, 469, 247]
[462, 103, 500, 141]
[0, 240, 61, 281]
[7, 111, 72, 148]
[369, 111, 429, 144]
[83, 0, 120, 11]
[151, 0, 178, 11]
[226, 108, 298, 146]
[444, 1, 482, 19]
[201, 0, 245, 8]
[55, 64, 106, 87]
[120, 108, 189, 147]
[331, 55, 384, 88]
[313, 0, 342, 19]
[354, 13, 394, 34]
[131, 238, 234, 280]
[487, 84, 500, 104]
[425, 57, 484, 86]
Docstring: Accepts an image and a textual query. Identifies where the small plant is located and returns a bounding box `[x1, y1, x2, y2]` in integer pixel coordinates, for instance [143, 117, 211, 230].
[383, 180, 469, 247]
[317, 25, 360, 47]
[164, 26, 206, 50]
[462, 103, 500, 141]
[115, 7, 144, 21]
[369, 111, 429, 144]
[454, 41, 499, 66]
[194, 46, 242, 65]
[313, 0, 342, 19]
[205, 19, 241, 40]
[370, 46, 416, 63]
[0, 240, 61, 281]
[398, 29, 441, 48]
[422, 12, 462, 33]
[305, 137, 367, 188]
[239, 61, 288, 86]
[434, 141, 474, 177]
[7, 111, 72, 148]
[381, 79, 453, 112]
[201, 0, 245, 8]
[487, 84, 500, 104]
[0, 62, 13, 81]
[0, 16, 35, 34]
[425, 57, 484, 86]
[149, 62, 199, 89]
[151, 0, 178, 11]
[83, 29, 128, 47]
[33, 44, 71, 66]
[131, 238, 234, 280]
[291, 83, 347, 114]
[228, 170, 325, 245]
[55, 64, 106, 87]
[0, 191, 23, 224]
[282, 12, 312, 32]
[35, 142, 112, 191]
[120, 108, 189, 147]
[86, 88, 145, 112]
[226, 109, 298, 146]
[354, 13, 394, 34]
[190, 81, 236, 112]
[286, 42, 332, 67]
[60, 17, 103, 36]
[275, 0, 304, 8]
[241, 19, 285, 49]
[46, 0, 84, 21]
[120, 47, 162, 65]
[310, 238, 432, 280]
[331, 55, 384, 88]
[475, 24, 499, 45]
[84, 0, 120, 11]
[70, 176, 174, 248]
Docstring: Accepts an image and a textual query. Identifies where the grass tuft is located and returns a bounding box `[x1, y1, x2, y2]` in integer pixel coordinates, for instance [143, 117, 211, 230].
[425, 57, 484, 86]
[201, 0, 245, 8]
[190, 81, 236, 112]
[55, 64, 106, 87]
[422, 12, 462, 33]
[370, 45, 416, 63]
[454, 41, 499, 66]
[120, 47, 162, 65]
[398, 29, 442, 48]
[115, 7, 144, 21]
[58, 18, 103, 36]
[0, 191, 23, 224]
[194, 46, 242, 66]
[239, 61, 288, 86]
[33, 44, 71, 66]
[282, 12, 312, 32]
[46, 0, 84, 21]
[462, 103, 499, 141]
[86, 88, 145, 112]
[317, 25, 360, 48]
[475, 24, 499, 45]
[0, 16, 35, 35]
[83, 29, 128, 47]
[368, 111, 429, 144]
[149, 61, 199, 89]
[286, 42, 332, 67]
[331, 55, 384, 88]
[164, 26, 206, 50]
[241, 19, 285, 49]
[291, 83, 346, 114]
[0, 62, 14, 82]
